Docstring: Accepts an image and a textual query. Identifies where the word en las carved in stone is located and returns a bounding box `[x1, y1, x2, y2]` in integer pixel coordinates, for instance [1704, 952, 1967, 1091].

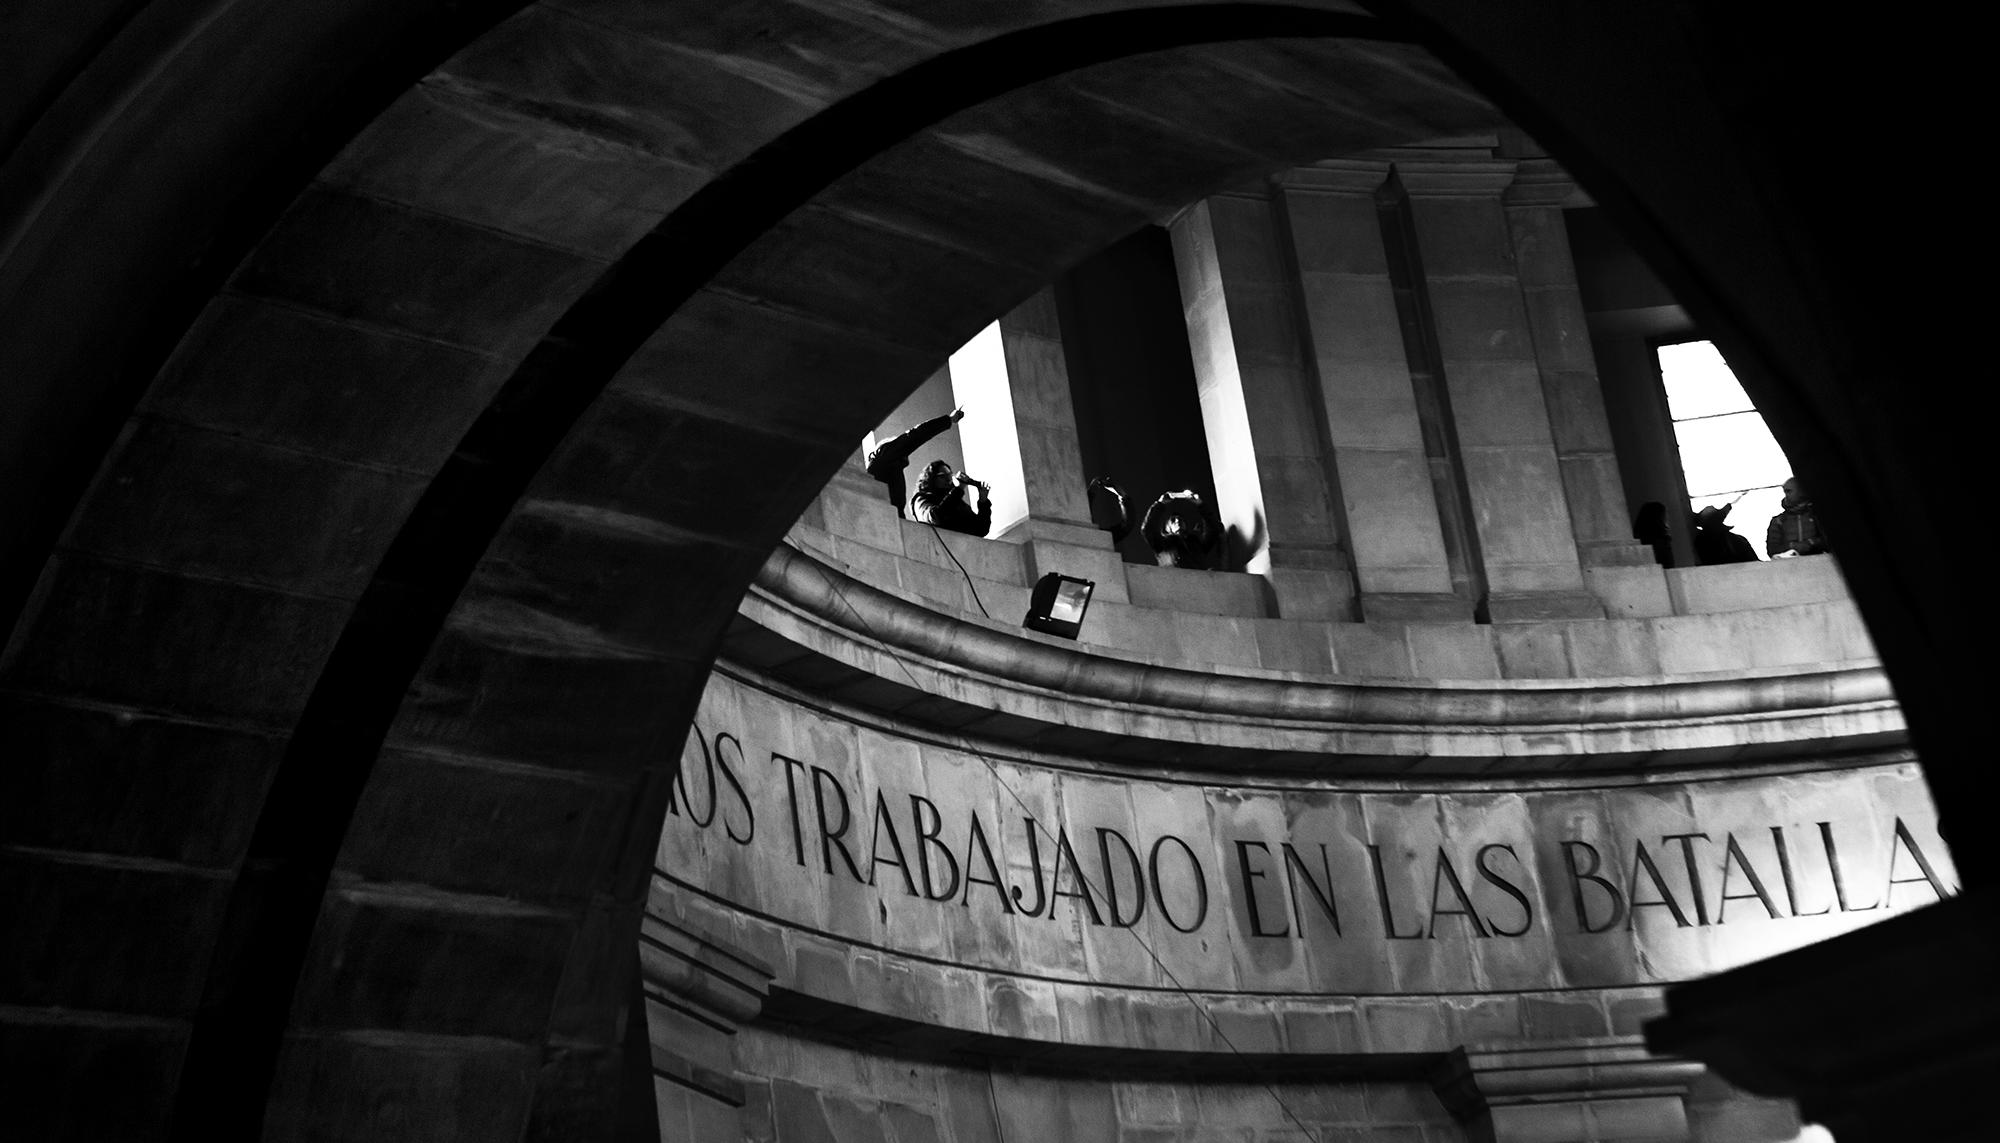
[666, 723, 1954, 941]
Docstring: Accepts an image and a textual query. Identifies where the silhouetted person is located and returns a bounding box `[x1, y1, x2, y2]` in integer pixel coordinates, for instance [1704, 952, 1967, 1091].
[1767, 476, 1828, 557]
[865, 406, 963, 517]
[1087, 477, 1132, 543]
[1633, 501, 1674, 568]
[1140, 490, 1216, 569]
[1692, 503, 1758, 565]
[909, 459, 991, 537]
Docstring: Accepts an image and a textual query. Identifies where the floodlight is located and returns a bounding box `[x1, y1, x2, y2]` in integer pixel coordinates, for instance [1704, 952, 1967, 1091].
[1023, 573, 1093, 639]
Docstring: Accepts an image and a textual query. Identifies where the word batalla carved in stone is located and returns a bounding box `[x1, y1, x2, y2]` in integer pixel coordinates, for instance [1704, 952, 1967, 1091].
[666, 720, 1955, 946]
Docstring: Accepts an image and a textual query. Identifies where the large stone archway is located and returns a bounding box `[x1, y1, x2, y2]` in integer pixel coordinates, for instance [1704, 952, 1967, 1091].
[3, 3, 1985, 1140]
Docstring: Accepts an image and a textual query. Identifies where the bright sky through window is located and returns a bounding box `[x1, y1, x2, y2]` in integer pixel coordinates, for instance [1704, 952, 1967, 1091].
[1658, 340, 1794, 558]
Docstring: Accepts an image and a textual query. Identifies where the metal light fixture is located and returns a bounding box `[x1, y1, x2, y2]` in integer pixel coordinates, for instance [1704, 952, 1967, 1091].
[1023, 573, 1093, 639]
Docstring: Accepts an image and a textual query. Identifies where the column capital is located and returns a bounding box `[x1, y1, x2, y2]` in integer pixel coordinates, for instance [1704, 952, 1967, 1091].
[1505, 157, 1594, 208]
[1393, 158, 1519, 198]
[1276, 157, 1393, 196]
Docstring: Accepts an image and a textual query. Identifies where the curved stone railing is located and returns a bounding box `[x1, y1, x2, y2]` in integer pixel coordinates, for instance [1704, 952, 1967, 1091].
[732, 543, 1905, 770]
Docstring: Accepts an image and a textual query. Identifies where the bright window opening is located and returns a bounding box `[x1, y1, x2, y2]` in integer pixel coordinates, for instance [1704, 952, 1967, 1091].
[1658, 340, 1793, 560]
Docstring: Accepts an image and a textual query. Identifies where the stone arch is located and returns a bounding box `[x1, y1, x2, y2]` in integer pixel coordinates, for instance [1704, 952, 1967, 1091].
[1, 2, 1983, 1140]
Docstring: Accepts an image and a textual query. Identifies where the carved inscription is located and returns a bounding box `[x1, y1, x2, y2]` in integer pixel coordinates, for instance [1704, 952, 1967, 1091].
[666, 717, 1956, 948]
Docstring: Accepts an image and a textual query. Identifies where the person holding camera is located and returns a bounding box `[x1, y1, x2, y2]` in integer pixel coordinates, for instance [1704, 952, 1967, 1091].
[909, 458, 992, 537]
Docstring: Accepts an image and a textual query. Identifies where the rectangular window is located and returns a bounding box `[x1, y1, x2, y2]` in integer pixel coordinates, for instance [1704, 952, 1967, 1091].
[1657, 340, 1793, 559]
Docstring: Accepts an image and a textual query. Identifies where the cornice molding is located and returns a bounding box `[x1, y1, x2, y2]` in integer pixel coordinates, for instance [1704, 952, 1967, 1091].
[730, 543, 1906, 772]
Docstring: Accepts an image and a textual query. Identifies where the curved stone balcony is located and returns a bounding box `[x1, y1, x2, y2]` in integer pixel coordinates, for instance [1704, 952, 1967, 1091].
[745, 468, 1899, 776]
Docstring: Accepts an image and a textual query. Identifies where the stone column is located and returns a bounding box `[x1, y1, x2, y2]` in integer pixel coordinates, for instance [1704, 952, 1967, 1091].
[1279, 160, 1467, 622]
[1504, 161, 1657, 582]
[1170, 188, 1356, 617]
[1397, 160, 1604, 621]
[987, 288, 1131, 599]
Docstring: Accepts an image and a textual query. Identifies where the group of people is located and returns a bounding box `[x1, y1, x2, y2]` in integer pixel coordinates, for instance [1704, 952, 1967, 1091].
[865, 410, 1220, 568]
[1633, 477, 1828, 568]
[874, 413, 1834, 575]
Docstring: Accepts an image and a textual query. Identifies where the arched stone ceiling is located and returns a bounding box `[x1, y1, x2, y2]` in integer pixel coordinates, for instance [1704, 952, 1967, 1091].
[1, 2, 1984, 1140]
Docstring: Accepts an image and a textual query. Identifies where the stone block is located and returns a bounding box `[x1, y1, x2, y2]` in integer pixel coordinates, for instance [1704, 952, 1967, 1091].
[4, 554, 350, 723]
[1210, 1001, 1284, 1055]
[1076, 599, 1180, 662]
[1359, 996, 1453, 1056]
[901, 519, 1024, 584]
[322, 82, 703, 258]
[0, 852, 229, 1013]
[1666, 554, 1848, 615]
[1238, 363, 1323, 452]
[343, 748, 629, 906]
[1280, 1004, 1363, 1054]
[392, 625, 706, 772]
[1336, 454, 1454, 584]
[1205, 192, 1290, 282]
[262, 1032, 537, 1143]
[1266, 565, 1357, 621]
[1563, 619, 1663, 679]
[1015, 424, 1092, 524]
[1256, 454, 1339, 544]
[1219, 281, 1304, 368]
[1362, 1080, 1453, 1125]
[1252, 617, 1335, 674]
[1195, 1081, 1289, 1126]
[68, 421, 412, 599]
[1020, 538, 1130, 603]
[1329, 622, 1414, 677]
[982, 976, 1060, 1043]
[1430, 282, 1538, 367]
[1504, 623, 1576, 679]
[1115, 1081, 1192, 1126]
[291, 885, 576, 1039]
[817, 129, 1135, 292]
[825, 533, 903, 587]
[991, 1071, 1117, 1143]
[1406, 623, 1500, 679]
[0, 695, 278, 867]
[1520, 994, 1612, 1040]
[1458, 454, 1582, 578]
[439, 3, 822, 173]
[1323, 375, 1429, 448]
[620, 286, 935, 445]
[1585, 564, 1674, 619]
[1485, 589, 1605, 622]
[1300, 272, 1411, 365]
[714, 203, 1027, 356]
[1127, 564, 1269, 617]
[1406, 192, 1516, 277]
[1446, 994, 1526, 1045]
[234, 185, 600, 355]
[895, 556, 971, 612]
[769, 1079, 841, 1143]
[940, 1072, 1002, 1143]
[1282, 188, 1389, 275]
[1824, 599, 1879, 660]
[1558, 455, 1634, 545]
[145, 295, 504, 472]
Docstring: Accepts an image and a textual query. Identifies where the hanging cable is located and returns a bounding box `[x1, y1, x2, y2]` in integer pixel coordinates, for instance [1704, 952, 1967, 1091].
[926, 523, 991, 619]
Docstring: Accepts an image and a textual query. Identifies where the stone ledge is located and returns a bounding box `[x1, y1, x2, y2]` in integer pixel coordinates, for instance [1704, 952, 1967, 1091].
[1432, 1038, 1703, 1142]
[752, 542, 1897, 730]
